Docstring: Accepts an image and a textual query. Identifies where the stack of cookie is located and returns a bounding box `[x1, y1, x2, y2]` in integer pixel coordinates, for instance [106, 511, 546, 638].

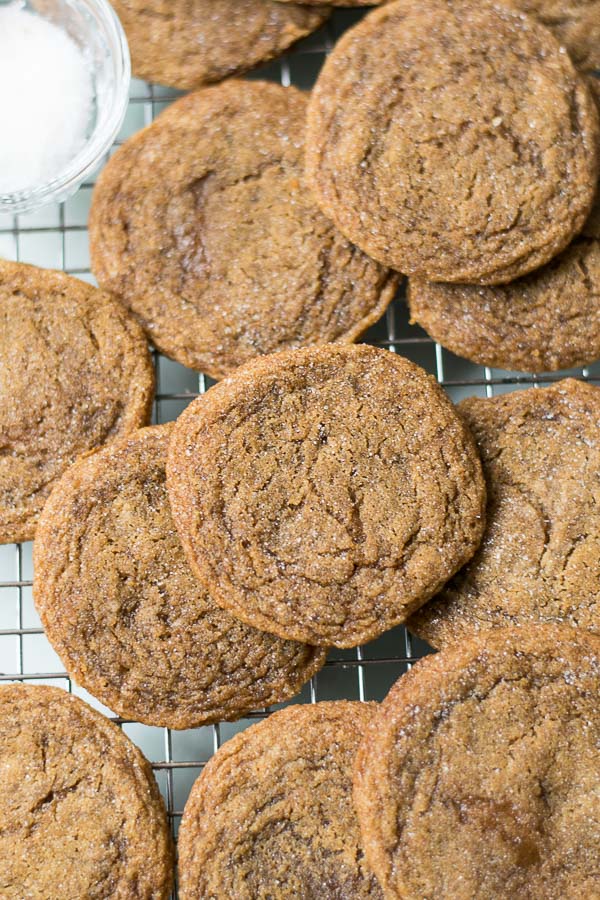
[305, 0, 600, 374]
[19, 344, 600, 897]
[30, 342, 486, 727]
[406, 74, 600, 373]
[110, 1, 600, 94]
[88, 6, 600, 378]
[3, 0, 600, 896]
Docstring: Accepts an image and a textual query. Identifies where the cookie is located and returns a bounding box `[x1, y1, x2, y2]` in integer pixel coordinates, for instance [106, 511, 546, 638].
[306, 0, 600, 284]
[33, 424, 326, 730]
[109, 0, 329, 90]
[178, 701, 382, 899]
[89, 81, 398, 379]
[0, 683, 173, 899]
[513, 1, 600, 74]
[354, 625, 600, 899]
[167, 344, 486, 648]
[0, 260, 154, 545]
[408, 379, 600, 649]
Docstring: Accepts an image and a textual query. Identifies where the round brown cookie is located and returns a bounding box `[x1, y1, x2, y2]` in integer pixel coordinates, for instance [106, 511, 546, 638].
[0, 683, 173, 899]
[0, 260, 154, 545]
[512, 1, 600, 74]
[33, 424, 326, 730]
[178, 701, 382, 899]
[408, 379, 600, 649]
[109, 0, 329, 90]
[167, 344, 486, 648]
[306, 0, 600, 284]
[354, 625, 600, 900]
[89, 81, 398, 379]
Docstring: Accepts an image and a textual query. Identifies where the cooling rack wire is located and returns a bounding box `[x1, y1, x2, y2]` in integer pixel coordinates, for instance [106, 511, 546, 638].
[0, 9, 598, 897]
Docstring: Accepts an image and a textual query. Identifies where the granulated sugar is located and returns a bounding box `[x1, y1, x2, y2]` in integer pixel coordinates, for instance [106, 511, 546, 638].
[0, 3, 93, 193]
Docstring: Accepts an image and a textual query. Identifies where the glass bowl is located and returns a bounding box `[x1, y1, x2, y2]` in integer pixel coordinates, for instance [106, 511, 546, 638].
[0, 0, 130, 215]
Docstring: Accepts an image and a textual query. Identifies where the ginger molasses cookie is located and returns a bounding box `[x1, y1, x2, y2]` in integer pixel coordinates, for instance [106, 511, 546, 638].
[179, 702, 382, 899]
[513, 1, 600, 74]
[90, 80, 397, 379]
[354, 625, 600, 899]
[167, 344, 486, 648]
[0, 683, 173, 899]
[33, 424, 326, 730]
[0, 260, 153, 545]
[409, 379, 600, 648]
[109, 0, 329, 90]
[306, 0, 600, 284]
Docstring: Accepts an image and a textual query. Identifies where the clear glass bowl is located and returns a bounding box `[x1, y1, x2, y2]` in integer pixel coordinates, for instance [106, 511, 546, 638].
[0, 0, 130, 215]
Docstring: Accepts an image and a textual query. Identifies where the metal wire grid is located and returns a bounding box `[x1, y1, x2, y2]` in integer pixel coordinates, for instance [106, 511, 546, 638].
[0, 10, 599, 896]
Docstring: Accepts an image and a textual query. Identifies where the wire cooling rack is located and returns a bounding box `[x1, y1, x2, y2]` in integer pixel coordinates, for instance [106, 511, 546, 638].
[0, 10, 599, 897]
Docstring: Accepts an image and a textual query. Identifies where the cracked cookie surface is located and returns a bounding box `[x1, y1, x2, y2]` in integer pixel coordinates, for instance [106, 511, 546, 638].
[0, 683, 173, 900]
[178, 701, 382, 899]
[90, 80, 397, 379]
[33, 424, 326, 730]
[409, 379, 600, 648]
[167, 344, 486, 648]
[109, 0, 329, 89]
[0, 260, 154, 545]
[306, 0, 599, 284]
[354, 625, 600, 900]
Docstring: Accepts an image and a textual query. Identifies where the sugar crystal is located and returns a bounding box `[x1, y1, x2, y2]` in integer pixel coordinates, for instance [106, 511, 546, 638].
[0, 3, 93, 193]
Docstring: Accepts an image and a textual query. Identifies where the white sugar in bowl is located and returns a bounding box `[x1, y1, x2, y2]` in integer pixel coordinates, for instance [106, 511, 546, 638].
[0, 0, 130, 214]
